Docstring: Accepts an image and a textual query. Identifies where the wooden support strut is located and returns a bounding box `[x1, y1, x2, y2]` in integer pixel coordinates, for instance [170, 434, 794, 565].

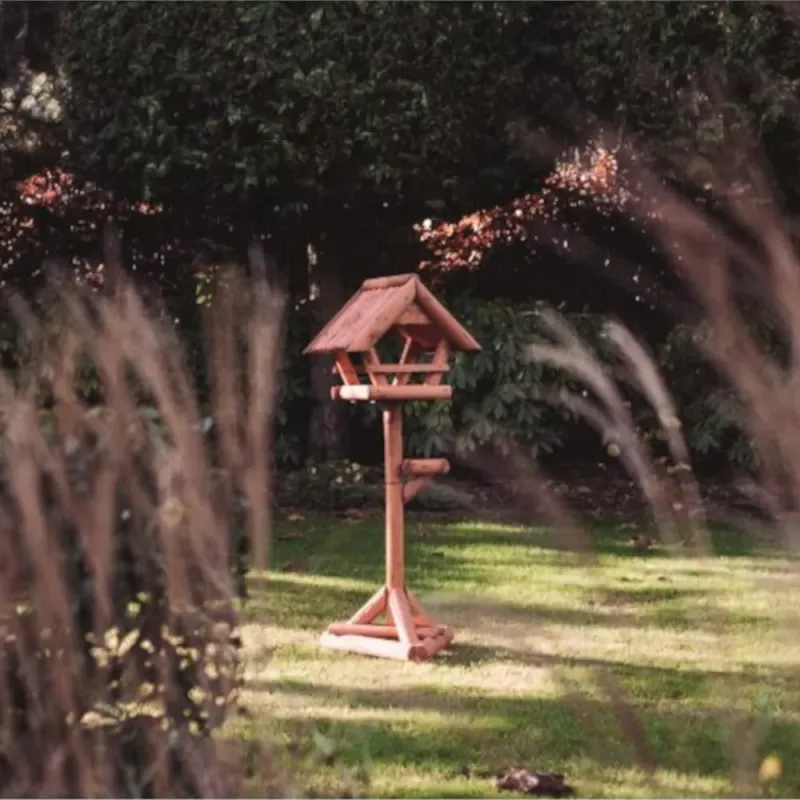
[401, 457, 450, 504]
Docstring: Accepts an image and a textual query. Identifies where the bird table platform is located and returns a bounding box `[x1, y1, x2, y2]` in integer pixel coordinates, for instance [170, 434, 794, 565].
[304, 273, 482, 661]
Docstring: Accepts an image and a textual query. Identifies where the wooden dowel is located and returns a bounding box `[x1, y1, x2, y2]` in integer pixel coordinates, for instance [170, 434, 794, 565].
[388, 588, 419, 645]
[358, 363, 450, 375]
[327, 622, 439, 639]
[320, 632, 415, 661]
[424, 339, 450, 386]
[363, 348, 388, 386]
[401, 458, 450, 477]
[410, 627, 454, 661]
[348, 587, 387, 625]
[334, 351, 360, 386]
[402, 477, 429, 504]
[332, 384, 452, 402]
[394, 337, 421, 387]
[361, 274, 418, 290]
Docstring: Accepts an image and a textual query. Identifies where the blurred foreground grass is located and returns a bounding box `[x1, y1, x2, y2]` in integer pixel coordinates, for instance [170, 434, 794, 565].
[224, 515, 800, 798]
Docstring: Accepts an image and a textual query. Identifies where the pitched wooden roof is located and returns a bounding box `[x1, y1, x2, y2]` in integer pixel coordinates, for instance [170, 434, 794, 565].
[304, 273, 482, 355]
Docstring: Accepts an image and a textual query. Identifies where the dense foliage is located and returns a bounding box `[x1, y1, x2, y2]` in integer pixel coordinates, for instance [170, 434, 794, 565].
[3, 1, 800, 476]
[56, 2, 544, 220]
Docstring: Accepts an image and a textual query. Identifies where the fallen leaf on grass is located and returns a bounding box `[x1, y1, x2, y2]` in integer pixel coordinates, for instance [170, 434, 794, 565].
[495, 766, 574, 797]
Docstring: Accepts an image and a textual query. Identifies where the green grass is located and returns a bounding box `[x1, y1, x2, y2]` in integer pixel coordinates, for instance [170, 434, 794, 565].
[228, 515, 800, 798]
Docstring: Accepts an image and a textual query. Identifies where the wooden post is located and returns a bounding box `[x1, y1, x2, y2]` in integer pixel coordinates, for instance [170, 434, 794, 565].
[318, 399, 454, 661]
[384, 404, 405, 591]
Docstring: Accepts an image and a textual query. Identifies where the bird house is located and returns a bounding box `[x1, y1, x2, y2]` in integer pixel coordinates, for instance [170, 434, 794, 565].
[303, 273, 481, 403]
[304, 273, 481, 662]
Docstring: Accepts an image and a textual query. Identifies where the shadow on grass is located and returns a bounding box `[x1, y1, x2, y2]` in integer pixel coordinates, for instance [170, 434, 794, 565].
[245, 573, 694, 634]
[247, 568, 771, 639]
[268, 519, 545, 590]
[245, 676, 800, 798]
[243, 573, 372, 630]
[272, 516, 791, 583]
[434, 640, 800, 689]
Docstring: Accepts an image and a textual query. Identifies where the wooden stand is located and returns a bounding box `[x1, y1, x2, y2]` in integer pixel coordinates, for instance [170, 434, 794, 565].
[320, 404, 453, 661]
[303, 273, 481, 662]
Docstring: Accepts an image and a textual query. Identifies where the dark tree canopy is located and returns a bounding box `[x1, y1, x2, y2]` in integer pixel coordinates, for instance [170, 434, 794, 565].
[56, 2, 564, 229]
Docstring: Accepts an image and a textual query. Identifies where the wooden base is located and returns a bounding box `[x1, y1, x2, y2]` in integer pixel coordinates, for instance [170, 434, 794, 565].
[319, 586, 454, 662]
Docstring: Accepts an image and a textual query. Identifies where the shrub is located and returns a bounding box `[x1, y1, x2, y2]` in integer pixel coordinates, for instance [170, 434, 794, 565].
[275, 459, 383, 511]
[652, 321, 762, 471]
[407, 481, 475, 512]
[403, 297, 609, 460]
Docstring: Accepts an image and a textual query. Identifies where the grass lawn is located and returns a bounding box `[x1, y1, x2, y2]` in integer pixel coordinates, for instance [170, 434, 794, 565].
[227, 513, 800, 798]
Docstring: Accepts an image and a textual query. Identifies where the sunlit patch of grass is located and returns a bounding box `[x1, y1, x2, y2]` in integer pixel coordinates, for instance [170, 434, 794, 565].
[226, 516, 800, 798]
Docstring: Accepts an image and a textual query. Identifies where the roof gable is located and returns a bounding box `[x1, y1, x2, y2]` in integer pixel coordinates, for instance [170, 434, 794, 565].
[304, 274, 481, 355]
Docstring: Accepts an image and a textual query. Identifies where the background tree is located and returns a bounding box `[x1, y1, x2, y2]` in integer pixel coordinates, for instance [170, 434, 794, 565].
[53, 1, 588, 459]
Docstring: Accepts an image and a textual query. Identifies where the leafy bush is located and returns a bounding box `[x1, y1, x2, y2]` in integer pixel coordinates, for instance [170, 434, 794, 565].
[408, 481, 475, 512]
[275, 459, 384, 510]
[654, 322, 758, 470]
[403, 297, 608, 460]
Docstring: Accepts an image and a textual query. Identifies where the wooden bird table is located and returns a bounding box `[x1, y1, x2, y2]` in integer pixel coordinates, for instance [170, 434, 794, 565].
[303, 274, 482, 662]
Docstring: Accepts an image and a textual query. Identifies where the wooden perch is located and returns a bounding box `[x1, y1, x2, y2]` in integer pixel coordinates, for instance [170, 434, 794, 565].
[331, 384, 453, 402]
[402, 458, 450, 477]
[399, 460, 450, 504]
[331, 363, 450, 375]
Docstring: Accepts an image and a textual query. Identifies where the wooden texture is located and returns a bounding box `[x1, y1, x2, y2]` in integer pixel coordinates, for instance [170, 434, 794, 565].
[395, 304, 430, 326]
[347, 587, 387, 624]
[317, 403, 454, 662]
[307, 273, 482, 662]
[304, 273, 482, 355]
[424, 339, 450, 386]
[333, 352, 359, 386]
[363, 348, 388, 386]
[327, 623, 441, 639]
[331, 384, 453, 402]
[347, 363, 449, 375]
[402, 478, 428, 504]
[361, 274, 417, 290]
[385, 407, 404, 590]
[401, 458, 450, 477]
[319, 586, 454, 661]
[395, 324, 443, 350]
[415, 280, 482, 352]
[319, 632, 416, 661]
[348, 281, 417, 352]
[394, 337, 421, 387]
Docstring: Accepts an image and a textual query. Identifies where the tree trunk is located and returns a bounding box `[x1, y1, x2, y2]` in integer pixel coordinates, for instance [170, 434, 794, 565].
[307, 229, 349, 463]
